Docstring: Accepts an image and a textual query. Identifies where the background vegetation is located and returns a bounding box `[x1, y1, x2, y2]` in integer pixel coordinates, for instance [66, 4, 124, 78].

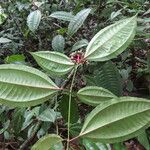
[0, 0, 149, 149]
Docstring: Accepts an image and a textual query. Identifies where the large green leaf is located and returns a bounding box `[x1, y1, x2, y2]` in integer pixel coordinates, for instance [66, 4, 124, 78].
[77, 86, 117, 106]
[27, 10, 42, 32]
[0, 64, 60, 107]
[85, 61, 123, 96]
[31, 51, 75, 76]
[84, 16, 137, 61]
[80, 97, 150, 143]
[31, 134, 63, 150]
[50, 11, 74, 21]
[68, 8, 91, 37]
[52, 35, 65, 52]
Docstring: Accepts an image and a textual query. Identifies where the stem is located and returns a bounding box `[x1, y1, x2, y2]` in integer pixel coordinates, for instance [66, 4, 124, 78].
[66, 65, 78, 150]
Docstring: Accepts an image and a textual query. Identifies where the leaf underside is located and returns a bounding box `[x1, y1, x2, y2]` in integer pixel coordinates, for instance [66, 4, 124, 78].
[85, 16, 137, 61]
[52, 35, 65, 52]
[50, 11, 74, 21]
[27, 10, 41, 32]
[77, 86, 117, 106]
[68, 8, 91, 37]
[0, 64, 59, 107]
[80, 97, 150, 143]
[32, 51, 75, 77]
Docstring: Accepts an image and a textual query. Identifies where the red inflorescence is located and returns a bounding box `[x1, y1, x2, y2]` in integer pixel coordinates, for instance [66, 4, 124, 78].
[71, 53, 86, 64]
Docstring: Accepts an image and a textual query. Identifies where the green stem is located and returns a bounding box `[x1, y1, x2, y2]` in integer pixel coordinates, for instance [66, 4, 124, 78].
[66, 65, 78, 150]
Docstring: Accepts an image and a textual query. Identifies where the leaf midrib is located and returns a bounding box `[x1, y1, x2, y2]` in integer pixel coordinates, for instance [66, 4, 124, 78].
[0, 80, 60, 90]
[78, 93, 115, 98]
[34, 54, 74, 66]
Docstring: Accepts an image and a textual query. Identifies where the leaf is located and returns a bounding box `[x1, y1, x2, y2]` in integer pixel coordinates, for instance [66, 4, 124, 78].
[0, 120, 10, 134]
[126, 80, 134, 92]
[0, 12, 7, 25]
[31, 51, 75, 76]
[120, 69, 129, 80]
[143, 8, 150, 16]
[59, 95, 79, 123]
[37, 108, 56, 122]
[4, 54, 26, 64]
[28, 124, 37, 138]
[110, 10, 122, 20]
[0, 37, 11, 43]
[70, 123, 82, 137]
[80, 97, 150, 143]
[34, 2, 45, 7]
[51, 142, 64, 150]
[0, 10, 7, 25]
[50, 11, 74, 21]
[85, 61, 123, 96]
[22, 109, 35, 130]
[77, 86, 117, 106]
[4, 131, 10, 140]
[56, 28, 68, 34]
[31, 134, 63, 150]
[12, 109, 25, 135]
[68, 8, 91, 37]
[71, 39, 89, 52]
[138, 131, 150, 150]
[16, 2, 30, 11]
[83, 139, 111, 150]
[0, 64, 60, 107]
[27, 10, 42, 32]
[84, 16, 137, 61]
[52, 35, 65, 52]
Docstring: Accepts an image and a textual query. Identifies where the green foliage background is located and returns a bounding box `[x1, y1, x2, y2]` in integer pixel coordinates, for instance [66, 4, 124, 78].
[0, 0, 149, 149]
